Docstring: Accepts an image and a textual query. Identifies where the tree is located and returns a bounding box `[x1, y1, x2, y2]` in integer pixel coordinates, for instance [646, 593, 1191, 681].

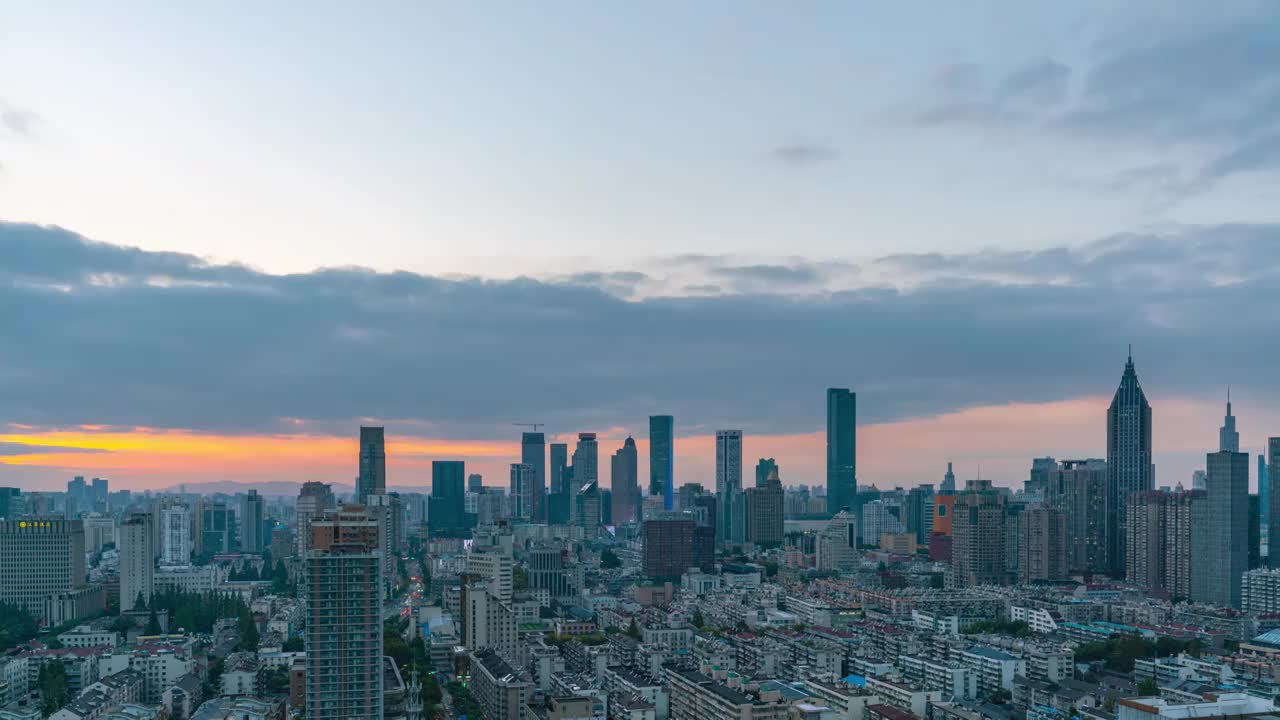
[283, 637, 304, 652]
[145, 605, 162, 635]
[0, 602, 40, 650]
[133, 591, 147, 611]
[1137, 677, 1159, 697]
[513, 566, 529, 591]
[38, 662, 70, 715]
[626, 619, 641, 640]
[601, 549, 622, 569]
[691, 608, 705, 629]
[238, 609, 259, 652]
[929, 573, 945, 589]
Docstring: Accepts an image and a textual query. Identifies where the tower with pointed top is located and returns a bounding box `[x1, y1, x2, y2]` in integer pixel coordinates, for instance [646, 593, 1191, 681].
[1220, 389, 1239, 452]
[1108, 350, 1153, 576]
[941, 462, 956, 493]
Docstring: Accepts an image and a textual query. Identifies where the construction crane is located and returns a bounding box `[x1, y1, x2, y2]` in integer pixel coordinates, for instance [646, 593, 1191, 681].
[512, 422, 544, 433]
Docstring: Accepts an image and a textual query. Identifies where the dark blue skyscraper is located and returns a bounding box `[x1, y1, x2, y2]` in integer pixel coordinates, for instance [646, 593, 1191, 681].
[649, 415, 674, 511]
[1107, 351, 1153, 575]
[521, 432, 546, 522]
[357, 426, 386, 503]
[430, 460, 467, 537]
[549, 443, 568, 494]
[826, 388, 857, 516]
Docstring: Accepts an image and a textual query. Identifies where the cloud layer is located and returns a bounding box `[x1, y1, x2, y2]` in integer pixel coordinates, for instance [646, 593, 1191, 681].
[4, 221, 1280, 447]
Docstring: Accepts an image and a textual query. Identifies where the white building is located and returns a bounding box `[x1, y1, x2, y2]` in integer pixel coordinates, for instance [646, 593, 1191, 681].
[159, 505, 192, 566]
[119, 515, 154, 612]
[1010, 606, 1059, 634]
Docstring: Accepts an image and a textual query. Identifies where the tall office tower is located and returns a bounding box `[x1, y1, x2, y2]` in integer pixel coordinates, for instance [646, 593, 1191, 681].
[1192, 470, 1207, 490]
[649, 415, 675, 511]
[949, 488, 1008, 587]
[296, 482, 334, 558]
[643, 515, 712, 580]
[860, 501, 902, 544]
[677, 483, 705, 512]
[715, 430, 744, 544]
[1261, 453, 1270, 558]
[468, 474, 484, 493]
[1045, 459, 1109, 572]
[120, 514, 155, 611]
[1126, 491, 1168, 592]
[528, 546, 572, 599]
[746, 466, 784, 547]
[941, 462, 956, 493]
[905, 485, 935, 544]
[816, 511, 859, 572]
[0, 488, 22, 519]
[755, 458, 778, 488]
[1027, 457, 1057, 499]
[430, 461, 467, 538]
[466, 549, 515, 604]
[160, 503, 192, 565]
[357, 426, 387, 503]
[1220, 391, 1239, 452]
[509, 464, 536, 521]
[1165, 489, 1206, 600]
[569, 434, 598, 522]
[1020, 506, 1068, 582]
[575, 481, 602, 535]
[463, 583, 518, 663]
[240, 490, 265, 553]
[692, 494, 718, 538]
[1193, 446, 1250, 607]
[1251, 494, 1262, 569]
[549, 443, 568, 494]
[1270, 439, 1280, 565]
[826, 388, 857, 515]
[66, 476, 87, 516]
[306, 506, 384, 720]
[521, 433, 546, 522]
[91, 477, 108, 505]
[610, 437, 640, 525]
[1107, 351, 1154, 575]
[1005, 502, 1026, 579]
[197, 499, 238, 557]
[0, 517, 86, 620]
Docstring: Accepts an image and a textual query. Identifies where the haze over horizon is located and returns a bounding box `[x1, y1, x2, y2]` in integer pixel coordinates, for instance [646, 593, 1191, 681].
[5, 3, 1280, 493]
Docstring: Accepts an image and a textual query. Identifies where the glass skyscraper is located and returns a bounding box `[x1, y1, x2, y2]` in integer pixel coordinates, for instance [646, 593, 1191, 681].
[521, 432, 546, 522]
[1107, 352, 1152, 575]
[357, 425, 386, 503]
[430, 460, 467, 537]
[826, 388, 857, 516]
[649, 415, 674, 510]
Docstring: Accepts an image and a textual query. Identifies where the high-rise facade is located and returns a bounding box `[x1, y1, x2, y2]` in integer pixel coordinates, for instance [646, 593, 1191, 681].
[1027, 457, 1057, 499]
[1107, 352, 1154, 575]
[160, 503, 192, 566]
[549, 443, 568, 495]
[715, 430, 744, 544]
[643, 515, 713, 580]
[1019, 506, 1068, 582]
[358, 426, 387, 503]
[1165, 489, 1205, 600]
[1220, 393, 1239, 452]
[649, 416, 674, 511]
[755, 458, 778, 488]
[611, 437, 640, 525]
[520, 432, 546, 522]
[240, 489, 265, 553]
[904, 485, 935, 544]
[1193, 444, 1249, 607]
[120, 514, 154, 611]
[1126, 491, 1167, 592]
[306, 506, 384, 720]
[570, 434, 598, 500]
[746, 467, 784, 547]
[949, 488, 1007, 587]
[941, 462, 956, 494]
[826, 388, 857, 515]
[0, 517, 87, 620]
[575, 481, 602, 535]
[509, 463, 536, 521]
[1269, 438, 1280, 566]
[1045, 459, 1109, 573]
[430, 461, 468, 538]
[196, 499, 237, 557]
[296, 482, 334, 558]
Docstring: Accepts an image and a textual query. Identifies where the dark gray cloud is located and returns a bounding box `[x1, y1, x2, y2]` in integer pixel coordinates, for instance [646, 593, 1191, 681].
[0, 442, 106, 457]
[4, 221, 1280, 440]
[901, 9, 1280, 197]
[709, 264, 821, 285]
[769, 143, 840, 167]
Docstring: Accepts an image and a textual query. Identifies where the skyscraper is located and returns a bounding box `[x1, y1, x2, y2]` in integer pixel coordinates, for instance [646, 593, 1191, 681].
[570, 434, 598, 522]
[1269, 439, 1280, 566]
[358, 426, 386, 503]
[746, 466, 784, 547]
[120, 513, 154, 611]
[950, 486, 1007, 587]
[1027, 457, 1057, 499]
[521, 432, 546, 522]
[296, 481, 334, 558]
[1020, 505, 1068, 582]
[610, 437, 639, 525]
[509, 463, 535, 521]
[430, 461, 467, 538]
[1107, 351, 1153, 575]
[649, 415, 674, 511]
[160, 503, 192, 566]
[549, 443, 568, 495]
[941, 462, 956, 493]
[755, 458, 778, 488]
[905, 485, 935, 544]
[1194, 445, 1249, 607]
[716, 429, 744, 544]
[0, 517, 86, 621]
[240, 489, 265, 553]
[826, 388, 857, 515]
[1046, 459, 1109, 573]
[1126, 491, 1168, 592]
[575, 481, 602, 536]
[1220, 390, 1239, 452]
[306, 506, 384, 720]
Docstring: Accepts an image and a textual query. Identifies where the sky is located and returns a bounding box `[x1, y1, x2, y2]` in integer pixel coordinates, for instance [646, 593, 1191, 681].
[3, 2, 1280, 493]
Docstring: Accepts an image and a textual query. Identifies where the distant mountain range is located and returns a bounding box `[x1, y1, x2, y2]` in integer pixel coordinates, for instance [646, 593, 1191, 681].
[155, 480, 434, 497]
